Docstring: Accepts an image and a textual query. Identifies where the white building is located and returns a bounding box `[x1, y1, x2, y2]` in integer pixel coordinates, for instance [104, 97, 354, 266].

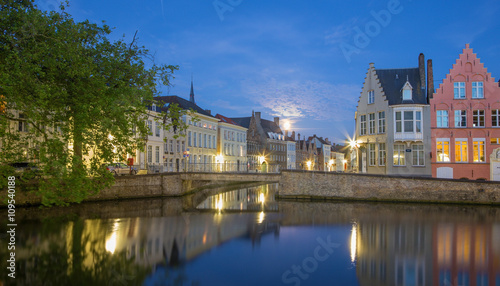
[215, 114, 248, 172]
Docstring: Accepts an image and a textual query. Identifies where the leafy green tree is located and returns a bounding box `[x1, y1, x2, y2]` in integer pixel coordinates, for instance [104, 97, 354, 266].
[0, 1, 183, 205]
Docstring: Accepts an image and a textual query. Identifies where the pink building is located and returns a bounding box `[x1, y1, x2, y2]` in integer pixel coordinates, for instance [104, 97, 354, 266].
[430, 44, 500, 180]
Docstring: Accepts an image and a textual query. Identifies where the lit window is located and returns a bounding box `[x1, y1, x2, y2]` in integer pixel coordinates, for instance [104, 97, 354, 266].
[368, 90, 375, 104]
[393, 144, 405, 166]
[436, 139, 450, 162]
[454, 110, 467, 127]
[472, 82, 484, 98]
[436, 110, 448, 128]
[454, 82, 466, 99]
[473, 139, 485, 162]
[491, 138, 500, 144]
[455, 139, 468, 162]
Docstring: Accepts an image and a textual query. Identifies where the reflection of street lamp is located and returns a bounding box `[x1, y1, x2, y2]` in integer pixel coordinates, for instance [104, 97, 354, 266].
[216, 155, 224, 172]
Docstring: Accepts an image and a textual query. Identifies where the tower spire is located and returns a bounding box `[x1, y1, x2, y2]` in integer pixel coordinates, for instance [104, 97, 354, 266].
[189, 75, 195, 104]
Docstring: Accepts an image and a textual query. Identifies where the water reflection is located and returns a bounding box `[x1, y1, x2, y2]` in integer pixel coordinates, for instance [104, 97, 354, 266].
[1, 184, 500, 286]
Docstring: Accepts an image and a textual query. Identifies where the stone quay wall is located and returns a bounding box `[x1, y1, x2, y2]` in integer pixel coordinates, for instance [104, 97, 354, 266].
[278, 170, 500, 205]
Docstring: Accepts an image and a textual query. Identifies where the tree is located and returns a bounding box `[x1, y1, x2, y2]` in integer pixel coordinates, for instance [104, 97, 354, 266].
[0, 1, 183, 205]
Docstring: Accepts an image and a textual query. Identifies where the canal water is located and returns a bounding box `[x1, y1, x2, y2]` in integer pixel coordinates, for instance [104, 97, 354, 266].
[1, 183, 500, 286]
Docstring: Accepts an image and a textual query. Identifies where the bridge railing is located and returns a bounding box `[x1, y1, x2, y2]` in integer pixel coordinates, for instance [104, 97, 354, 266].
[144, 163, 283, 174]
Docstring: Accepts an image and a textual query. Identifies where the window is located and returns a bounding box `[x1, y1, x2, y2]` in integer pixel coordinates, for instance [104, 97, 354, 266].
[493, 110, 500, 127]
[182, 141, 185, 152]
[437, 110, 448, 128]
[368, 143, 376, 166]
[203, 134, 207, 148]
[403, 88, 412, 100]
[208, 135, 211, 149]
[472, 82, 484, 98]
[454, 110, 467, 127]
[454, 82, 465, 99]
[176, 140, 180, 152]
[147, 145, 152, 163]
[412, 144, 424, 166]
[213, 136, 216, 149]
[198, 133, 202, 148]
[147, 120, 153, 134]
[393, 144, 405, 166]
[395, 110, 421, 133]
[193, 132, 197, 147]
[155, 121, 160, 137]
[473, 139, 485, 162]
[18, 113, 28, 132]
[378, 111, 385, 133]
[368, 90, 375, 104]
[169, 140, 173, 152]
[155, 146, 160, 163]
[369, 113, 375, 134]
[436, 139, 450, 162]
[491, 138, 500, 144]
[473, 110, 485, 127]
[378, 143, 386, 166]
[455, 139, 468, 162]
[360, 115, 367, 135]
[188, 131, 192, 147]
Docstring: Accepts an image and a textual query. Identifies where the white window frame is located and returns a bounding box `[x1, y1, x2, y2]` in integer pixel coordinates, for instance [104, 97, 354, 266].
[454, 110, 467, 127]
[473, 138, 485, 163]
[368, 90, 375, 104]
[369, 113, 376, 134]
[436, 110, 448, 128]
[368, 143, 376, 166]
[412, 144, 424, 166]
[393, 144, 405, 166]
[155, 146, 160, 163]
[472, 81, 484, 99]
[378, 111, 385, 134]
[473, 110, 485, 127]
[360, 115, 367, 136]
[492, 110, 500, 127]
[436, 138, 450, 162]
[378, 143, 386, 166]
[454, 82, 466, 99]
[455, 138, 468, 163]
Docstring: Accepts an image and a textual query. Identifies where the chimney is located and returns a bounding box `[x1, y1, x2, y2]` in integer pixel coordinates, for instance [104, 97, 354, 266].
[285, 130, 289, 138]
[205, 109, 211, 115]
[274, 117, 279, 127]
[418, 53, 426, 90]
[325, 138, 329, 144]
[255, 112, 261, 121]
[427, 59, 434, 103]
[291, 131, 296, 141]
[298, 133, 300, 141]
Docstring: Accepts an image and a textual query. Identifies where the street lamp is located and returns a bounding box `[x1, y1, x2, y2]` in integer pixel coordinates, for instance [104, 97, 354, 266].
[306, 160, 312, 170]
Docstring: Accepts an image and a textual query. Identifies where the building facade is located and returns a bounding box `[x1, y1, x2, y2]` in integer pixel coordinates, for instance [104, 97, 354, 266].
[215, 114, 248, 172]
[354, 54, 432, 177]
[430, 44, 500, 180]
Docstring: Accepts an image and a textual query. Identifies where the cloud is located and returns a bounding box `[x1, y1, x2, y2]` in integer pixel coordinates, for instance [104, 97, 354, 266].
[243, 78, 360, 122]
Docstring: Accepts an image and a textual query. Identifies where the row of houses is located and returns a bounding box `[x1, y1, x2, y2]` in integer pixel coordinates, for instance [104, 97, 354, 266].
[352, 44, 500, 181]
[136, 82, 346, 173]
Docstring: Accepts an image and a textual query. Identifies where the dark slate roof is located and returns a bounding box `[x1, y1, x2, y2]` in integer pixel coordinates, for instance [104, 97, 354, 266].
[261, 119, 282, 135]
[229, 117, 251, 128]
[375, 67, 427, 105]
[154, 95, 213, 117]
[215, 114, 241, 126]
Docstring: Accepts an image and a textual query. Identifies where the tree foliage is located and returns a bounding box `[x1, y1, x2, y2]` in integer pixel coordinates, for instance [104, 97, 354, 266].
[0, 1, 181, 205]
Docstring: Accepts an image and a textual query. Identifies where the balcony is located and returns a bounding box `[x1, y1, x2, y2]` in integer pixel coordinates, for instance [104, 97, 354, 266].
[394, 132, 423, 142]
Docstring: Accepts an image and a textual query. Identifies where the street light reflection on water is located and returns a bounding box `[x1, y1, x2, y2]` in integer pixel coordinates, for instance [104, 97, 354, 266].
[7, 183, 500, 286]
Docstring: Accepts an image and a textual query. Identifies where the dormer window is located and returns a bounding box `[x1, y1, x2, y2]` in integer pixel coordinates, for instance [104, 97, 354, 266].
[402, 79, 413, 101]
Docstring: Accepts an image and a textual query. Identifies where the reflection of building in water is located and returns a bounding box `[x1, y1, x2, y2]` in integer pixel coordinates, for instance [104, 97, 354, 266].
[356, 220, 500, 286]
[433, 223, 500, 286]
[197, 183, 278, 212]
[356, 221, 433, 286]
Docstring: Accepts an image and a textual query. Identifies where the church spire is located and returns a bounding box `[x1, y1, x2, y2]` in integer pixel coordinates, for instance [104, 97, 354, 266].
[189, 75, 195, 104]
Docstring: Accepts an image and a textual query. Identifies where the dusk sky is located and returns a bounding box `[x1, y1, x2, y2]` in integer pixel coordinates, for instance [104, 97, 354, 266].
[37, 0, 500, 144]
